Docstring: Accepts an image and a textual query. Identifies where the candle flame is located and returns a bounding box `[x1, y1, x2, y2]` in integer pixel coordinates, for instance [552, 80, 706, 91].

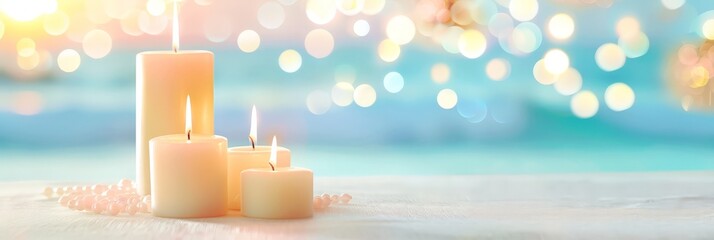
[185, 95, 192, 140]
[269, 136, 277, 171]
[172, 0, 180, 52]
[249, 105, 257, 149]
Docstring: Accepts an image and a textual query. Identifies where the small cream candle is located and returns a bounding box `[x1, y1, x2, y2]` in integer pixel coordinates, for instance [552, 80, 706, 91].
[241, 136, 313, 219]
[150, 96, 227, 218]
[226, 106, 290, 210]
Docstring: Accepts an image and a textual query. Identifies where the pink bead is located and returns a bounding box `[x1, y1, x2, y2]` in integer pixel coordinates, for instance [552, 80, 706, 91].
[43, 187, 53, 199]
[58, 195, 70, 206]
[313, 197, 324, 209]
[136, 202, 147, 213]
[92, 184, 108, 194]
[118, 179, 133, 189]
[339, 193, 352, 204]
[129, 197, 140, 205]
[331, 194, 339, 203]
[72, 185, 82, 193]
[321, 195, 331, 207]
[142, 195, 151, 207]
[125, 204, 138, 215]
[108, 203, 121, 216]
[55, 187, 65, 196]
[95, 199, 108, 213]
[80, 196, 94, 211]
[68, 199, 79, 210]
[108, 184, 120, 191]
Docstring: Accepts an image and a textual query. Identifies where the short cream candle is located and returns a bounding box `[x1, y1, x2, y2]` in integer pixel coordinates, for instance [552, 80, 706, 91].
[150, 96, 227, 218]
[241, 137, 313, 219]
[227, 106, 291, 210]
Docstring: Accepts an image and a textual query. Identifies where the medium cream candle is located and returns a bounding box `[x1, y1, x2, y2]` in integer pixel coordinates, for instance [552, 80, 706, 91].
[241, 136, 313, 219]
[136, 2, 214, 195]
[150, 96, 227, 218]
[227, 106, 290, 210]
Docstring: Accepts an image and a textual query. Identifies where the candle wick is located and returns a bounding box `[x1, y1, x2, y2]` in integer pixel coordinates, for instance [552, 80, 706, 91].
[249, 136, 255, 150]
[187, 129, 191, 140]
[268, 162, 275, 171]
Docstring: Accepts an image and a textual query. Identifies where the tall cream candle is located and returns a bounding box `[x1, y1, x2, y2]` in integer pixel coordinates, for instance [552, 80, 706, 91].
[136, 2, 214, 195]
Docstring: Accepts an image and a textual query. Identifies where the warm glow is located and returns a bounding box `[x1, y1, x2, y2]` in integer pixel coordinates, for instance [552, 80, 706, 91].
[604, 83, 635, 111]
[185, 95, 192, 139]
[17, 38, 36, 57]
[378, 39, 400, 62]
[616, 16, 640, 38]
[250, 105, 257, 144]
[82, 29, 113, 59]
[508, 0, 538, 22]
[458, 29, 487, 59]
[353, 84, 377, 107]
[279, 49, 302, 73]
[353, 19, 370, 36]
[147, 0, 166, 16]
[595, 43, 626, 72]
[1, 0, 56, 22]
[172, 0, 180, 52]
[386, 15, 416, 45]
[305, 29, 335, 59]
[237, 30, 261, 53]
[486, 58, 510, 81]
[703, 19, 714, 40]
[332, 82, 355, 106]
[571, 91, 599, 119]
[543, 49, 569, 75]
[307, 90, 332, 114]
[431, 63, 450, 84]
[306, 0, 336, 25]
[548, 13, 574, 40]
[269, 136, 278, 169]
[57, 49, 80, 73]
[437, 89, 458, 110]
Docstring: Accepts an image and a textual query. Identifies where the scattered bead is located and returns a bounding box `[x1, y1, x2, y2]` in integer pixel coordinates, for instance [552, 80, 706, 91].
[313, 197, 324, 209]
[339, 193, 352, 204]
[137, 202, 148, 213]
[108, 203, 121, 216]
[43, 187, 54, 199]
[118, 179, 133, 189]
[58, 195, 70, 206]
[91, 200, 105, 214]
[321, 195, 331, 207]
[126, 204, 138, 216]
[92, 184, 107, 194]
[331, 194, 339, 204]
[55, 187, 65, 196]
[68, 199, 79, 210]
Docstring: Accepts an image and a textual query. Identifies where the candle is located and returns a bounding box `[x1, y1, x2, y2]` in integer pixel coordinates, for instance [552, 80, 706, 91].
[136, 1, 214, 195]
[227, 106, 291, 210]
[149, 96, 227, 218]
[241, 136, 313, 219]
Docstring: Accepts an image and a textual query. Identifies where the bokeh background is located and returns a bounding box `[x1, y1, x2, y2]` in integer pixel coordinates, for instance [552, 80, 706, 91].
[1, 0, 714, 181]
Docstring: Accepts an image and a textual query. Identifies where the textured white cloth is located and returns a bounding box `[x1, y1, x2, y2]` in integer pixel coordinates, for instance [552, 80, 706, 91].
[2, 172, 714, 239]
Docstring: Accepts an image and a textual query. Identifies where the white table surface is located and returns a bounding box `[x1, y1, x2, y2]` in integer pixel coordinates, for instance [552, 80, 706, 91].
[2, 172, 714, 239]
